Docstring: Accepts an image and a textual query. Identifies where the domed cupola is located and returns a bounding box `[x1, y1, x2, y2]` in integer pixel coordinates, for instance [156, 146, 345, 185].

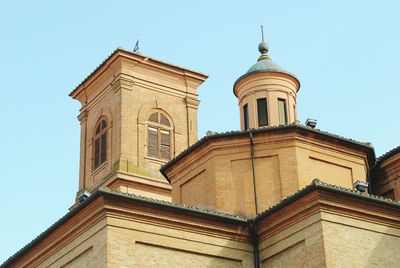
[233, 28, 300, 130]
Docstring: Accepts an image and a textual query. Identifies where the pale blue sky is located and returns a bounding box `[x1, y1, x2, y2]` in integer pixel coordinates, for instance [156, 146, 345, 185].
[1, 0, 400, 263]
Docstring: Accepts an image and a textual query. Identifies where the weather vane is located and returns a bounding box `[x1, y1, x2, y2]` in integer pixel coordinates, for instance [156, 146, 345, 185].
[133, 40, 139, 52]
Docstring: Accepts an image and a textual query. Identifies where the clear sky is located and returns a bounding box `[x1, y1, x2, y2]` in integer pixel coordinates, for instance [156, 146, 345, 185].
[1, 0, 400, 263]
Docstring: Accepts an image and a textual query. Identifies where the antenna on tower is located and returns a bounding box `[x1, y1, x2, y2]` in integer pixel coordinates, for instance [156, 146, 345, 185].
[133, 40, 139, 52]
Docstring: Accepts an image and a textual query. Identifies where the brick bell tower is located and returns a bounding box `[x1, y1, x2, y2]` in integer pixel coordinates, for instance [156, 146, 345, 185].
[70, 48, 207, 202]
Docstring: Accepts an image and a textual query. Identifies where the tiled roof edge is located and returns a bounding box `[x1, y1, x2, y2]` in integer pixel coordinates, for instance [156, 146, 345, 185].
[69, 48, 208, 97]
[1, 188, 246, 267]
[376, 145, 400, 164]
[0, 190, 102, 268]
[98, 187, 247, 222]
[160, 124, 375, 180]
[69, 48, 120, 96]
[233, 69, 301, 97]
[255, 179, 400, 222]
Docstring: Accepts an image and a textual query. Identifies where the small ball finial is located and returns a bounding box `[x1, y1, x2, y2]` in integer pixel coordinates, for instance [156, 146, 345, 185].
[258, 42, 269, 54]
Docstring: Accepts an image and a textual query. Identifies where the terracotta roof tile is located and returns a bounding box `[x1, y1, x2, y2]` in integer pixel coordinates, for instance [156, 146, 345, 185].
[377, 145, 400, 164]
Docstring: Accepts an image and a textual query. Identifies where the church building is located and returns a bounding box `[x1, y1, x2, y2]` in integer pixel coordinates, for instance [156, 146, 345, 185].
[3, 35, 400, 267]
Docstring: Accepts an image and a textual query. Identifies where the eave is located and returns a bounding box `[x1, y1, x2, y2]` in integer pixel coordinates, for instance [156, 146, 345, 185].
[69, 48, 208, 99]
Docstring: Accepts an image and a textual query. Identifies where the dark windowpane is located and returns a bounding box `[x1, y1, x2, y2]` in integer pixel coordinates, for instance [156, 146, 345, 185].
[100, 132, 107, 164]
[101, 120, 107, 130]
[149, 113, 158, 123]
[160, 114, 170, 126]
[100, 149, 106, 164]
[101, 133, 107, 151]
[243, 104, 249, 130]
[94, 118, 108, 170]
[94, 155, 100, 169]
[278, 99, 287, 125]
[94, 138, 100, 156]
[257, 98, 268, 127]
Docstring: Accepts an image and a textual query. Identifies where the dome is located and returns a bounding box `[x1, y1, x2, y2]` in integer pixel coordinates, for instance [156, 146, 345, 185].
[233, 42, 300, 96]
[246, 55, 287, 75]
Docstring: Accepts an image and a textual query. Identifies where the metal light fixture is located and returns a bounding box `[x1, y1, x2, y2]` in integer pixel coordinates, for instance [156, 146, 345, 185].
[305, 118, 317, 128]
[353, 180, 369, 193]
[77, 190, 91, 203]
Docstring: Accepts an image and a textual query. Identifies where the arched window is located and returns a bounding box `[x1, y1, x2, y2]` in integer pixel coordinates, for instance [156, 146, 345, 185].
[147, 111, 172, 160]
[93, 119, 107, 170]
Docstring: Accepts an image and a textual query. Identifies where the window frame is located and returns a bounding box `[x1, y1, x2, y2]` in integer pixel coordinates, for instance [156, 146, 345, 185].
[257, 98, 268, 127]
[146, 111, 173, 161]
[278, 98, 288, 125]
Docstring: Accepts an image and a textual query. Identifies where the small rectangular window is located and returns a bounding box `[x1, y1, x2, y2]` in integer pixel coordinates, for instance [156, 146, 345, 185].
[278, 99, 287, 125]
[257, 98, 268, 127]
[243, 104, 249, 130]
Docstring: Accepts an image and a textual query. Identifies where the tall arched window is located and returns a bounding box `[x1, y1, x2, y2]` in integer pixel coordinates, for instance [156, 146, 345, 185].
[93, 119, 107, 170]
[147, 111, 172, 160]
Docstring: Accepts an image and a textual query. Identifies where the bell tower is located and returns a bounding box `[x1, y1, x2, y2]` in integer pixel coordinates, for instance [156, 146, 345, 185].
[233, 27, 300, 130]
[70, 48, 207, 202]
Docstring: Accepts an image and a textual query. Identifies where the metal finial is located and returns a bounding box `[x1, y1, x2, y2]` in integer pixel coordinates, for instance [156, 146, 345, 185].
[258, 25, 269, 55]
[261, 25, 264, 42]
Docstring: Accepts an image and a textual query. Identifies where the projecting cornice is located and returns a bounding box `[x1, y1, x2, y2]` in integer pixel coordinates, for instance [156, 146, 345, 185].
[69, 48, 208, 100]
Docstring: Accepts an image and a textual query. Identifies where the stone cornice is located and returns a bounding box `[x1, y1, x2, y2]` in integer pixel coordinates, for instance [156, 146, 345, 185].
[103, 193, 249, 241]
[2, 189, 247, 267]
[111, 73, 135, 92]
[162, 125, 375, 183]
[77, 110, 88, 122]
[5, 196, 107, 268]
[256, 180, 400, 240]
[4, 180, 400, 267]
[70, 48, 208, 100]
[185, 96, 200, 109]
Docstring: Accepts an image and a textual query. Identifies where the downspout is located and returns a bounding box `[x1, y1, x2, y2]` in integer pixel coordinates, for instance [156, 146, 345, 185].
[249, 131, 258, 214]
[368, 163, 377, 194]
[248, 219, 260, 268]
[183, 71, 191, 148]
[83, 111, 87, 189]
